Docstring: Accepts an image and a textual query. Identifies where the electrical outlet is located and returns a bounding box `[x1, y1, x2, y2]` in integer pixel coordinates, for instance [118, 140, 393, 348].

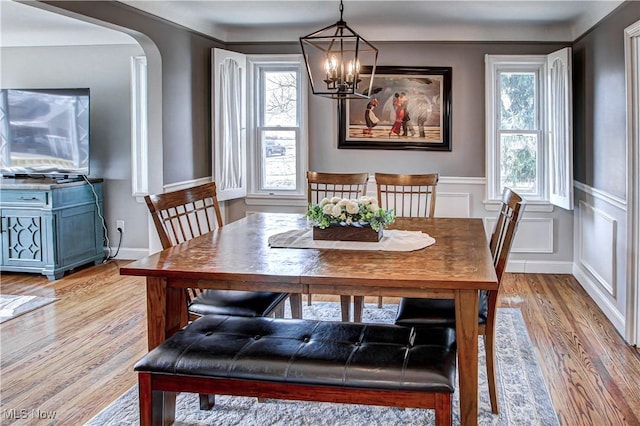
[116, 220, 125, 233]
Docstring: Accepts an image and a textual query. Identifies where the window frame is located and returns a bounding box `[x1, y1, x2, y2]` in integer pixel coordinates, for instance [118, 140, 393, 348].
[485, 55, 548, 203]
[247, 55, 308, 202]
[486, 50, 573, 210]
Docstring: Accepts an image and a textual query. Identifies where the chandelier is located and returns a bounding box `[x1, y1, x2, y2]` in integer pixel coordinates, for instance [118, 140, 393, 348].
[299, 0, 378, 99]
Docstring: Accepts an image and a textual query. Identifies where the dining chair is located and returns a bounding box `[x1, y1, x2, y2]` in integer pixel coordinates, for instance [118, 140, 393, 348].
[145, 182, 299, 322]
[306, 171, 369, 322]
[352, 172, 440, 318]
[394, 187, 526, 414]
[145, 182, 302, 409]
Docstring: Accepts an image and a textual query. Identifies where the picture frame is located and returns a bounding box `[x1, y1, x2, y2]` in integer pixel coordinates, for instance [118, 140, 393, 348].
[338, 66, 452, 151]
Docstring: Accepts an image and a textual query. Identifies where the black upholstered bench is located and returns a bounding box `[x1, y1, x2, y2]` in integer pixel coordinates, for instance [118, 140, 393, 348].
[134, 315, 457, 426]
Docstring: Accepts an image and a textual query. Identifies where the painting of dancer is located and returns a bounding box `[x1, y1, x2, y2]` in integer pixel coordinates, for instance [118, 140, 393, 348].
[339, 66, 452, 151]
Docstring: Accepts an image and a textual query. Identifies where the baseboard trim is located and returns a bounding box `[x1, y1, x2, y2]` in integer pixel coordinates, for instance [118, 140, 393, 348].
[108, 247, 149, 260]
[573, 263, 626, 336]
[506, 260, 573, 274]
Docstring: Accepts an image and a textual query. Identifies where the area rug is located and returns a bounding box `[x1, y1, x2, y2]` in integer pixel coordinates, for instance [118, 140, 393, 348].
[86, 303, 560, 426]
[0, 294, 58, 323]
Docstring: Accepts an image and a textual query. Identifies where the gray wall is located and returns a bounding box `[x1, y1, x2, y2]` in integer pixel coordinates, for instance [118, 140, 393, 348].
[40, 0, 224, 185]
[0, 44, 150, 254]
[229, 41, 577, 269]
[7, 0, 225, 254]
[571, 1, 640, 338]
[233, 42, 567, 176]
[6, 1, 637, 271]
[573, 0, 640, 199]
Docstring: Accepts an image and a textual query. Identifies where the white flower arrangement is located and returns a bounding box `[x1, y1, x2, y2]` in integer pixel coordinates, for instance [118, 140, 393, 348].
[306, 196, 395, 232]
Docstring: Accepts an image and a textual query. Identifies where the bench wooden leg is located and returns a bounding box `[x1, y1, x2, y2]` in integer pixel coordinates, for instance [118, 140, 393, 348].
[434, 393, 452, 426]
[199, 393, 215, 410]
[139, 373, 177, 426]
[139, 373, 153, 426]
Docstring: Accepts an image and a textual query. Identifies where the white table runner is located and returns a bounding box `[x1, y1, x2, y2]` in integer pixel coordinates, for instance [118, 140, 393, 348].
[268, 229, 435, 252]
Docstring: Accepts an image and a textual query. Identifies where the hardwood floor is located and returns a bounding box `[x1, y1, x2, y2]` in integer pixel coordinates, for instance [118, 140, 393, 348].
[1, 261, 639, 425]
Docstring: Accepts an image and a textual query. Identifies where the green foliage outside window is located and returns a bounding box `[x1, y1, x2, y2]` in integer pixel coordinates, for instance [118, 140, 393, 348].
[499, 72, 538, 191]
[500, 135, 537, 190]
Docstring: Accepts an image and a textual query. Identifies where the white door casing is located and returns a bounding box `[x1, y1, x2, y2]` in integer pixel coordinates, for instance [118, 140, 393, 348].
[625, 19, 640, 346]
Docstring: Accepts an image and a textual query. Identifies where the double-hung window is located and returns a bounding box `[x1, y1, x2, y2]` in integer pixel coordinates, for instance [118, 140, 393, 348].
[485, 48, 573, 209]
[248, 56, 307, 200]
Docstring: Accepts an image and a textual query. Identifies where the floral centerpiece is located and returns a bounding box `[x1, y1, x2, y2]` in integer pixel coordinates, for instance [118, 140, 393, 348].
[306, 196, 395, 242]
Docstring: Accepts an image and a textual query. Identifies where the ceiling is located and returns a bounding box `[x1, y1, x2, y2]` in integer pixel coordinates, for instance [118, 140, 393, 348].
[0, 0, 626, 47]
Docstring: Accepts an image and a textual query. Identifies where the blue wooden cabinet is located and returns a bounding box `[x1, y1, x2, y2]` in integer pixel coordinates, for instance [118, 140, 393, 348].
[0, 178, 105, 280]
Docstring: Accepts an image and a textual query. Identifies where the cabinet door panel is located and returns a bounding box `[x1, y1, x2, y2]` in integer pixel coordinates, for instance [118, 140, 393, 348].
[57, 204, 102, 265]
[1, 209, 47, 267]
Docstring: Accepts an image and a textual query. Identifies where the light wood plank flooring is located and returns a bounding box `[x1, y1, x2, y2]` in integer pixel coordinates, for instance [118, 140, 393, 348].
[1, 261, 639, 425]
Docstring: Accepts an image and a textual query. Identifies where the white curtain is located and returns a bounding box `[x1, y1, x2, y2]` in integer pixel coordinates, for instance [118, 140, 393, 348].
[218, 58, 242, 191]
[549, 57, 567, 197]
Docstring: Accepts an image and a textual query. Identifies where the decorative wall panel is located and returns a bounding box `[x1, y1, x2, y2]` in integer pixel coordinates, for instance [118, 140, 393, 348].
[579, 200, 616, 296]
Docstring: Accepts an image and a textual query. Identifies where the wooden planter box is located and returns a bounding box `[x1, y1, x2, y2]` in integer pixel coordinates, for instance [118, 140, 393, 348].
[312, 225, 383, 242]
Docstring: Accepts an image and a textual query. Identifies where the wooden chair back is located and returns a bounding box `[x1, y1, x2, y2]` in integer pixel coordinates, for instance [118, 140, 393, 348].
[307, 171, 369, 205]
[144, 182, 223, 250]
[375, 173, 439, 218]
[490, 187, 526, 283]
[306, 171, 369, 312]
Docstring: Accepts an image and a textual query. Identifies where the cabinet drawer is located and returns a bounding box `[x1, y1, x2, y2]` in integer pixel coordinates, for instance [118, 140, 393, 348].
[0, 191, 49, 206]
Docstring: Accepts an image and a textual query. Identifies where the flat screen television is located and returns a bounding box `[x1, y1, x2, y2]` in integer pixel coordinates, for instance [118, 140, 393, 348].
[0, 88, 90, 178]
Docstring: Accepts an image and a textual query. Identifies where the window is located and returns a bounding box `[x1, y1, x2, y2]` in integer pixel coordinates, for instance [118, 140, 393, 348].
[248, 56, 307, 199]
[485, 49, 573, 209]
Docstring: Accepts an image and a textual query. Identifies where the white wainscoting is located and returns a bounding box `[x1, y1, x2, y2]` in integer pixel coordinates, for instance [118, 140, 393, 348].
[578, 200, 617, 296]
[485, 217, 554, 253]
[573, 182, 627, 338]
[435, 193, 471, 218]
[129, 176, 573, 275]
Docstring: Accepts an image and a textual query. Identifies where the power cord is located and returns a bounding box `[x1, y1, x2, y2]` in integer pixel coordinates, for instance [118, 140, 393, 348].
[110, 226, 123, 259]
[81, 175, 112, 262]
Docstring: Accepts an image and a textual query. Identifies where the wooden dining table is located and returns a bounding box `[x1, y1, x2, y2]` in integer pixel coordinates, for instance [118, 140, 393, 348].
[120, 212, 498, 426]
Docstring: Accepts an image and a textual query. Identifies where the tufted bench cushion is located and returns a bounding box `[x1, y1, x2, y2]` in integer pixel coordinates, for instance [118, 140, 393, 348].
[135, 315, 457, 426]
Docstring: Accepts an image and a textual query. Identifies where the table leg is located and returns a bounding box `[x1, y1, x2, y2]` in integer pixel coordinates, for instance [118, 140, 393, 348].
[146, 277, 166, 350]
[455, 289, 479, 426]
[146, 277, 187, 350]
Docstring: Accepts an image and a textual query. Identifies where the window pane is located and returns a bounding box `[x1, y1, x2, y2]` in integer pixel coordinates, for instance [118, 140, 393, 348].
[500, 133, 538, 193]
[499, 72, 536, 130]
[263, 71, 297, 126]
[261, 130, 296, 190]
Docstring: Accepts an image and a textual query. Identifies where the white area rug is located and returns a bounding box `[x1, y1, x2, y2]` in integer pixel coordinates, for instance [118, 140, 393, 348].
[86, 303, 560, 426]
[0, 294, 58, 323]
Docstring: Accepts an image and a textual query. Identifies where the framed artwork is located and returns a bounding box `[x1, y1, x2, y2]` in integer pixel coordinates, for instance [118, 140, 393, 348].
[338, 66, 452, 151]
